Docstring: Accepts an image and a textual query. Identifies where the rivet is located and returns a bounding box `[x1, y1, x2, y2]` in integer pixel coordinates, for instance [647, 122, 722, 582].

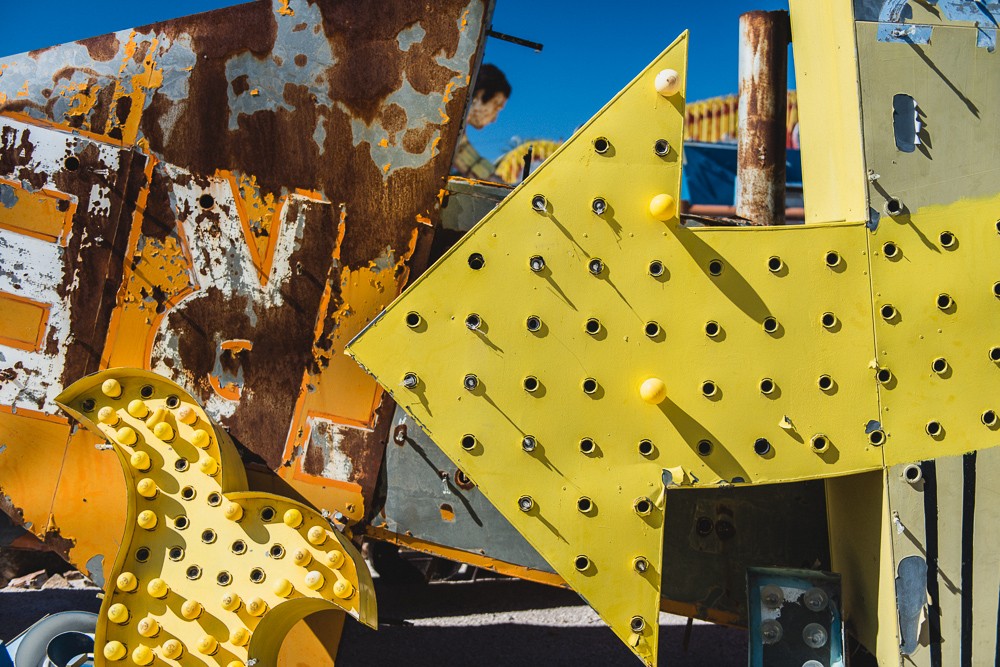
[753, 438, 772, 456]
[116, 572, 137, 592]
[127, 399, 148, 419]
[103, 641, 126, 661]
[223, 501, 244, 522]
[821, 312, 837, 329]
[136, 478, 157, 499]
[146, 577, 169, 599]
[574, 555, 591, 571]
[196, 635, 219, 655]
[405, 311, 421, 328]
[580, 437, 596, 454]
[199, 456, 219, 476]
[518, 495, 534, 512]
[116, 426, 137, 446]
[648, 260, 665, 277]
[132, 645, 154, 666]
[526, 315, 542, 332]
[638, 439, 654, 456]
[137, 616, 160, 638]
[939, 231, 956, 248]
[176, 404, 197, 424]
[876, 368, 892, 384]
[130, 450, 151, 471]
[925, 420, 942, 437]
[137, 510, 157, 530]
[305, 570, 325, 590]
[191, 428, 211, 448]
[531, 194, 547, 212]
[107, 603, 129, 624]
[654, 68, 681, 96]
[824, 251, 841, 268]
[639, 378, 666, 404]
[181, 599, 203, 620]
[521, 435, 537, 452]
[144, 407, 167, 428]
[593, 137, 610, 154]
[633, 556, 649, 573]
[334, 579, 356, 599]
[648, 193, 676, 221]
[767, 256, 783, 273]
[101, 378, 122, 398]
[937, 293, 954, 311]
[162, 639, 184, 659]
[284, 508, 304, 528]
[308, 525, 327, 545]
[810, 434, 830, 453]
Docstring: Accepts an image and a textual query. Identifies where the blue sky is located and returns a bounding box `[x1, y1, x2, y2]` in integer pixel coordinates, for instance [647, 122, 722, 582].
[1, 0, 793, 161]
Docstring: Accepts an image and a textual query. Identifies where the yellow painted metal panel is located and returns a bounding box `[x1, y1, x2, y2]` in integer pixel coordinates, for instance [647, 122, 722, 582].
[56, 368, 376, 667]
[787, 0, 868, 224]
[0, 291, 49, 351]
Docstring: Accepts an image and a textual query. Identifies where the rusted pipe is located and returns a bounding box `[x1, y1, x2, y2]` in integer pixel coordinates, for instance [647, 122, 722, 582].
[736, 10, 791, 226]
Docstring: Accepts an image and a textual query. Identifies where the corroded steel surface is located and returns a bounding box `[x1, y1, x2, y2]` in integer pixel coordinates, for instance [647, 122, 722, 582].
[0, 0, 489, 563]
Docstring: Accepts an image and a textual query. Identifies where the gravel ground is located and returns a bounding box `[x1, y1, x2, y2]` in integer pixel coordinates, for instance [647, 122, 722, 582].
[1, 579, 747, 665]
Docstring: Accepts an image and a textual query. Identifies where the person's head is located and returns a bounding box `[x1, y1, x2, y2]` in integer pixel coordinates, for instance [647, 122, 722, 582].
[467, 64, 511, 129]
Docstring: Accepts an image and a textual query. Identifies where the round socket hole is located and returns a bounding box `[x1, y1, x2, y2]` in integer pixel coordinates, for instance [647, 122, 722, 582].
[402, 372, 418, 389]
[821, 312, 837, 329]
[767, 256, 783, 273]
[173, 516, 189, 530]
[592, 197, 607, 215]
[249, 568, 265, 583]
[937, 293, 954, 310]
[579, 438, 596, 454]
[465, 313, 481, 330]
[63, 156, 80, 171]
[585, 318, 601, 335]
[634, 498, 652, 516]
[810, 434, 829, 453]
[593, 137, 610, 154]
[818, 375, 834, 391]
[531, 195, 547, 212]
[886, 198, 903, 216]
[695, 516, 714, 537]
[139, 384, 154, 399]
[708, 259, 724, 276]
[991, 347, 1000, 362]
[759, 378, 775, 395]
[982, 410, 998, 427]
[880, 304, 897, 321]
[753, 438, 772, 456]
[165, 395, 180, 408]
[868, 429, 886, 446]
[231, 540, 247, 555]
[181, 486, 196, 500]
[269, 544, 285, 559]
[168, 546, 184, 561]
[925, 420, 942, 437]
[654, 139, 670, 156]
[216, 571, 232, 586]
[697, 440, 713, 456]
[198, 194, 215, 209]
[455, 470, 474, 490]
[521, 436, 537, 452]
[135, 547, 151, 563]
[81, 398, 95, 413]
[207, 492, 222, 506]
[630, 616, 646, 633]
[644, 321, 660, 338]
[518, 495, 534, 512]
[577, 497, 593, 513]
[876, 368, 892, 384]
[582, 378, 598, 394]
[762, 317, 778, 333]
[940, 231, 956, 248]
[574, 555, 591, 572]
[701, 380, 717, 397]
[882, 242, 899, 259]
[405, 312, 421, 328]
[993, 281, 1000, 298]
[932, 357, 948, 374]
[463, 374, 479, 391]
[468, 253, 485, 270]
[201, 529, 216, 544]
[648, 260, 665, 277]
[996, 220, 1000, 234]
[526, 315, 542, 332]
[260, 506, 275, 522]
[523, 376, 539, 393]
[638, 439, 653, 456]
[529, 255, 545, 272]
[825, 251, 841, 268]
[903, 464, 922, 484]
[588, 258, 604, 275]
[705, 321, 720, 338]
[186, 565, 202, 580]
[174, 458, 189, 472]
[461, 434, 477, 451]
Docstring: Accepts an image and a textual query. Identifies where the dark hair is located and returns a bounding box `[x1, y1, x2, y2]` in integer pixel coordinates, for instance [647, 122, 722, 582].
[474, 64, 511, 103]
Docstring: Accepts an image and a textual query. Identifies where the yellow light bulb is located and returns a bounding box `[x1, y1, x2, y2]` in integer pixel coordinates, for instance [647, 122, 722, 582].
[230, 627, 251, 646]
[648, 193, 677, 221]
[103, 641, 126, 661]
[152, 421, 175, 441]
[333, 579, 355, 599]
[304, 570, 325, 590]
[283, 508, 303, 528]
[116, 571, 137, 592]
[198, 456, 219, 476]
[307, 525, 327, 545]
[176, 404, 197, 424]
[162, 639, 184, 659]
[137, 510, 157, 530]
[97, 406, 119, 425]
[639, 378, 667, 405]
[101, 378, 122, 398]
[137, 616, 159, 638]
[191, 428, 211, 448]
[223, 501, 244, 522]
[127, 399, 148, 418]
[116, 426, 137, 446]
[246, 597, 267, 617]
[107, 603, 129, 624]
[147, 577, 169, 598]
[131, 645, 154, 666]
[196, 635, 219, 655]
[325, 549, 345, 569]
[130, 450, 151, 471]
[181, 599, 203, 620]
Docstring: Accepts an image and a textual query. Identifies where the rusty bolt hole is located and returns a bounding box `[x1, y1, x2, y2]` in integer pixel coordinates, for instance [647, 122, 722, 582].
[467, 253, 485, 270]
[249, 568, 265, 583]
[139, 384, 154, 399]
[198, 194, 215, 209]
[633, 557, 649, 573]
[63, 156, 80, 172]
[455, 470, 474, 490]
[695, 516, 714, 536]
[269, 544, 285, 559]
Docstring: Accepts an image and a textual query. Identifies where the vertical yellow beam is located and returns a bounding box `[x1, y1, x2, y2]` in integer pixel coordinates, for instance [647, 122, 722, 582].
[787, 0, 868, 223]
